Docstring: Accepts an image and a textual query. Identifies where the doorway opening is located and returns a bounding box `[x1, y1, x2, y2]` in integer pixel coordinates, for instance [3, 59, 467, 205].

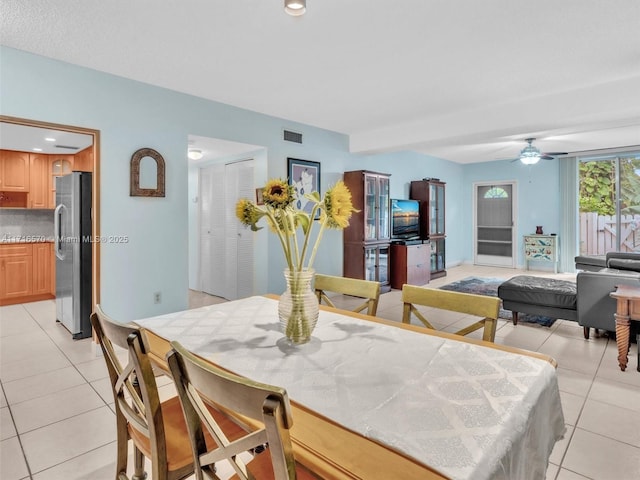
[473, 182, 516, 267]
[0, 115, 101, 310]
[187, 135, 266, 301]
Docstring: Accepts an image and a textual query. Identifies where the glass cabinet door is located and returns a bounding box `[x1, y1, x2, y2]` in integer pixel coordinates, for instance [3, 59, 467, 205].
[364, 175, 377, 241]
[429, 183, 445, 235]
[364, 246, 377, 282]
[377, 176, 390, 240]
[378, 245, 389, 284]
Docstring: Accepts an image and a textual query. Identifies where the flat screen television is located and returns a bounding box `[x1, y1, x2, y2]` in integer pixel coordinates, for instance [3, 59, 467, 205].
[391, 198, 420, 240]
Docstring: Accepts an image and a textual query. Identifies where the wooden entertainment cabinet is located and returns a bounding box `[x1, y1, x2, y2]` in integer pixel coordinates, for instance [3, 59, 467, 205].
[343, 170, 391, 291]
[410, 179, 446, 279]
[390, 242, 430, 289]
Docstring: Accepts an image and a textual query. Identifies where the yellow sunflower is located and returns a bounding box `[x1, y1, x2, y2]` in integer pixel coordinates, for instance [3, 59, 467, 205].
[235, 198, 262, 230]
[323, 180, 357, 229]
[262, 178, 295, 209]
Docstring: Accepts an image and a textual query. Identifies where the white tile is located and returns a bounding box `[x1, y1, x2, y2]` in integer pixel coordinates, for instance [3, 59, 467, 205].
[537, 334, 607, 376]
[494, 323, 554, 352]
[595, 341, 640, 388]
[556, 367, 594, 398]
[31, 442, 118, 480]
[3, 366, 86, 404]
[0, 349, 71, 383]
[22, 300, 56, 328]
[578, 399, 640, 448]
[559, 391, 585, 427]
[0, 436, 29, 480]
[1, 406, 16, 440]
[562, 428, 640, 480]
[555, 468, 592, 479]
[74, 357, 110, 382]
[545, 462, 560, 480]
[550, 424, 574, 465]
[0, 305, 41, 337]
[90, 377, 114, 405]
[0, 388, 7, 408]
[589, 376, 640, 413]
[12, 383, 105, 433]
[20, 406, 116, 474]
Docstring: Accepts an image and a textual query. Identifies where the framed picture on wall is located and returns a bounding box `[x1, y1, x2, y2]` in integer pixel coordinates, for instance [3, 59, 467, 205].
[287, 158, 321, 216]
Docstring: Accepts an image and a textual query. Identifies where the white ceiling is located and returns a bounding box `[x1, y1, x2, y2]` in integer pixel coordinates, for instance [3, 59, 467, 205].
[0, 122, 93, 154]
[1, 0, 639, 164]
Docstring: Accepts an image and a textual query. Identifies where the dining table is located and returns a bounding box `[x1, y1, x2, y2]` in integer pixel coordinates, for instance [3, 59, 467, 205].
[135, 295, 566, 480]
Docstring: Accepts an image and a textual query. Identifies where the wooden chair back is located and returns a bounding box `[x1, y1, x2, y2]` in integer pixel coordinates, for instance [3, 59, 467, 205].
[401, 285, 501, 342]
[167, 340, 310, 480]
[91, 305, 192, 480]
[314, 274, 381, 316]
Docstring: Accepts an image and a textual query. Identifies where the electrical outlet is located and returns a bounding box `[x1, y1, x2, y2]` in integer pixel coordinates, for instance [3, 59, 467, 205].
[153, 291, 161, 304]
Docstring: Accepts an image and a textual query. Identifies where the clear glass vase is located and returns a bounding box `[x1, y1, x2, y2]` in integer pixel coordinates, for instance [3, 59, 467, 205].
[278, 268, 319, 344]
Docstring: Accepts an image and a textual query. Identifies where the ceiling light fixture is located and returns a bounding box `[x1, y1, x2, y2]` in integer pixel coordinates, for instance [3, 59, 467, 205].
[45, 137, 56, 142]
[519, 138, 541, 165]
[284, 0, 306, 16]
[188, 149, 203, 160]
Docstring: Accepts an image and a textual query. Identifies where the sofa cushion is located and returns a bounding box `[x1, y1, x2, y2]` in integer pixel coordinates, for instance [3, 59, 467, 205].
[605, 258, 640, 272]
[498, 275, 577, 310]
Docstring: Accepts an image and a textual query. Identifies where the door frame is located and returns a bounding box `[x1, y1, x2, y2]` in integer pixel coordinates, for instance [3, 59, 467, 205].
[1, 115, 101, 309]
[472, 181, 517, 268]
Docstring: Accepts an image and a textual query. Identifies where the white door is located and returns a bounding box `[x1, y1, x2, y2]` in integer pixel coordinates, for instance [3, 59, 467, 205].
[199, 160, 254, 300]
[200, 164, 225, 295]
[474, 182, 516, 267]
[224, 160, 254, 300]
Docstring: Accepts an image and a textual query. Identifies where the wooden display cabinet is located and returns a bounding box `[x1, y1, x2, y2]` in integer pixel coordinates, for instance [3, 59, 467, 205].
[343, 170, 391, 290]
[410, 179, 446, 279]
[390, 243, 430, 289]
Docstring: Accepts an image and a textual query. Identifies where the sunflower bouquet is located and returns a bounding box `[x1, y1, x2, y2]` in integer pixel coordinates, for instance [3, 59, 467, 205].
[236, 178, 357, 342]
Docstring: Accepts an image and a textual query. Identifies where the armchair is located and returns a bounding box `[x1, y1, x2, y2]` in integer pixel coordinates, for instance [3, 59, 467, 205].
[577, 252, 640, 338]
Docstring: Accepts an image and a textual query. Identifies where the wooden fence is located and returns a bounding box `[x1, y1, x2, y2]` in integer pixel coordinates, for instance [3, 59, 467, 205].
[579, 213, 640, 254]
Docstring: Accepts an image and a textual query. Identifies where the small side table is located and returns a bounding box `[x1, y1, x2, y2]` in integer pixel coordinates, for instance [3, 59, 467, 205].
[524, 234, 559, 274]
[610, 285, 640, 372]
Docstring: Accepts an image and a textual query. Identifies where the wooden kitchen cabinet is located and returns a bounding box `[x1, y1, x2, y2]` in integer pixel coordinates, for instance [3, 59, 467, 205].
[49, 155, 74, 208]
[32, 242, 52, 295]
[390, 243, 430, 289]
[29, 154, 50, 209]
[73, 147, 93, 172]
[0, 242, 55, 305]
[0, 244, 33, 302]
[0, 150, 30, 192]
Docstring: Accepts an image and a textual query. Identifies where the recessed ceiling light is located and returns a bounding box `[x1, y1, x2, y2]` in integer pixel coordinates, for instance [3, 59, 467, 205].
[284, 0, 306, 16]
[45, 137, 56, 142]
[32, 148, 43, 152]
[188, 149, 203, 160]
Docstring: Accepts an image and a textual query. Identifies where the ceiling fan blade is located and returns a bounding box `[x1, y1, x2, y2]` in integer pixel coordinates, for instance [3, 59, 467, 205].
[540, 155, 555, 160]
[543, 152, 568, 156]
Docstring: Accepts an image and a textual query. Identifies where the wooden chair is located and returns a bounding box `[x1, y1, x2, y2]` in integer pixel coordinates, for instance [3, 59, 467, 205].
[92, 305, 244, 480]
[166, 340, 319, 480]
[401, 285, 501, 342]
[314, 273, 381, 316]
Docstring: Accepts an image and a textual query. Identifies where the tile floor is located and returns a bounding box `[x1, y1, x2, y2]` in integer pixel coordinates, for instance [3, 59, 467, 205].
[1, 264, 639, 479]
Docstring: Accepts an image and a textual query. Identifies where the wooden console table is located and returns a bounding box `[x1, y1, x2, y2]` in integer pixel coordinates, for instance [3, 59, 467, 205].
[610, 284, 640, 372]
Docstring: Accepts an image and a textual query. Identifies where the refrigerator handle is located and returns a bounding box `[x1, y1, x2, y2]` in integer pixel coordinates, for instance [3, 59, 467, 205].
[54, 204, 65, 260]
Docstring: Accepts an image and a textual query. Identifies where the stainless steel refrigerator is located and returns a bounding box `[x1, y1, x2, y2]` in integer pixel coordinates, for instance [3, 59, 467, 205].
[55, 172, 92, 339]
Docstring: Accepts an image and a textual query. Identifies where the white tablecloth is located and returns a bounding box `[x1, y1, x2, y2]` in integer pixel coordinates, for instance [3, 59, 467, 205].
[136, 296, 565, 480]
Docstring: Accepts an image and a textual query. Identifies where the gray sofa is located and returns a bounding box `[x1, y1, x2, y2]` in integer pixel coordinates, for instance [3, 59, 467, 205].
[576, 252, 640, 338]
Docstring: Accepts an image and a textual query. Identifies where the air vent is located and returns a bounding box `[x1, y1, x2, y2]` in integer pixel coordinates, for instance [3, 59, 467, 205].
[55, 145, 80, 150]
[283, 130, 303, 144]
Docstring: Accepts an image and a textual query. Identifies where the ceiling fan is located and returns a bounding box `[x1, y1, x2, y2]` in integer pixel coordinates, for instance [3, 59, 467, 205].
[512, 138, 567, 165]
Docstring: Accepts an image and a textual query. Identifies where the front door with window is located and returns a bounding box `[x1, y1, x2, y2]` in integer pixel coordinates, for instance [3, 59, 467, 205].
[474, 182, 516, 267]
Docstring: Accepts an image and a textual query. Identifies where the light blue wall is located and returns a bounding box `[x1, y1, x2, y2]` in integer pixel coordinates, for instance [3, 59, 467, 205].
[1, 46, 565, 320]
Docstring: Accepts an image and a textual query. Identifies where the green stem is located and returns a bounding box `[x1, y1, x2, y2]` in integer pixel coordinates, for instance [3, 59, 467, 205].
[306, 217, 328, 270]
[298, 203, 320, 270]
[265, 208, 293, 270]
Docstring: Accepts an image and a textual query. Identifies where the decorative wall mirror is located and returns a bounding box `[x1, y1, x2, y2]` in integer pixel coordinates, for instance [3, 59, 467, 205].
[130, 148, 165, 197]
